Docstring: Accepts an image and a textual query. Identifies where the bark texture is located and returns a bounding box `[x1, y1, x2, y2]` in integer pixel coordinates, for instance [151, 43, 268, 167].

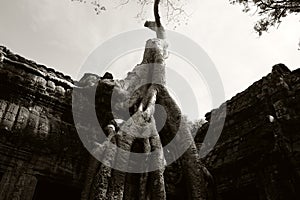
[81, 28, 210, 199]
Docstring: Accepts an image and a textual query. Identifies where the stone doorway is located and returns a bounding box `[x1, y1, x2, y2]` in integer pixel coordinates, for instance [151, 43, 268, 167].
[32, 179, 81, 200]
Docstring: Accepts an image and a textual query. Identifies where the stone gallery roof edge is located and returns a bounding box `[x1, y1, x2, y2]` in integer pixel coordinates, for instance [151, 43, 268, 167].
[204, 63, 299, 120]
[0, 45, 74, 88]
[2, 45, 299, 122]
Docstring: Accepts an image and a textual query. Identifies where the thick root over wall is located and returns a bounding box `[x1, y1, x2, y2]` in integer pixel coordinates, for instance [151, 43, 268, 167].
[79, 38, 211, 200]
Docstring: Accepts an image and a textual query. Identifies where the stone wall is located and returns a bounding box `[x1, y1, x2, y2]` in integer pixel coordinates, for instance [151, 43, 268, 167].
[0, 46, 299, 200]
[0, 46, 89, 200]
[196, 64, 300, 199]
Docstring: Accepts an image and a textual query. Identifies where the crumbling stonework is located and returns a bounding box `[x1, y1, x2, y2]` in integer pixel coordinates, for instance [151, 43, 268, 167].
[0, 44, 209, 200]
[0, 45, 299, 200]
[0, 46, 88, 200]
[196, 64, 300, 199]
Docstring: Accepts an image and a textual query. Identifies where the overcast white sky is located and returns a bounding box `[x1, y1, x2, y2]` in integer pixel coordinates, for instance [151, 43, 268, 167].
[0, 0, 299, 120]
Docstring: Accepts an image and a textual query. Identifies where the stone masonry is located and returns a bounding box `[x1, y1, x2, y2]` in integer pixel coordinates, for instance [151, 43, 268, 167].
[0, 46, 299, 200]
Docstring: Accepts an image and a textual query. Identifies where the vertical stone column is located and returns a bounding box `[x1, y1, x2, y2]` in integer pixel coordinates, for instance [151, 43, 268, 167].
[0, 171, 37, 200]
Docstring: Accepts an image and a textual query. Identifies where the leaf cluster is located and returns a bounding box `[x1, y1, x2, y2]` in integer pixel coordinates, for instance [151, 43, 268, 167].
[230, 0, 300, 35]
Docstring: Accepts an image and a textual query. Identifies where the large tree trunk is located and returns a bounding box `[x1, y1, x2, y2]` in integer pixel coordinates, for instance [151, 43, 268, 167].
[81, 1, 211, 199]
[80, 36, 210, 200]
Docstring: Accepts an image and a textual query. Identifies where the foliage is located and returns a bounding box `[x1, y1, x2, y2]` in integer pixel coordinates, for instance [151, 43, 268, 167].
[230, 0, 300, 36]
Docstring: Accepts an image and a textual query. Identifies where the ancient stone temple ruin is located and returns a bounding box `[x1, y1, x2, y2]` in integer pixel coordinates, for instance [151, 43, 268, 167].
[0, 44, 299, 200]
[196, 64, 300, 199]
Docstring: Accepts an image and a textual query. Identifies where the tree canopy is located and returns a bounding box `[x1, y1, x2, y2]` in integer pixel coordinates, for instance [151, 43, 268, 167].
[71, 0, 189, 27]
[230, 0, 300, 36]
[72, 0, 300, 48]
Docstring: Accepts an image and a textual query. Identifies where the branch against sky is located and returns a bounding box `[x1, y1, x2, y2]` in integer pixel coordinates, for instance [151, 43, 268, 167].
[71, 0, 190, 27]
[229, 0, 300, 36]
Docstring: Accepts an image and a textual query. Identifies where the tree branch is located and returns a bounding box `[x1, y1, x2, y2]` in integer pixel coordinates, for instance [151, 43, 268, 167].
[154, 0, 162, 27]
